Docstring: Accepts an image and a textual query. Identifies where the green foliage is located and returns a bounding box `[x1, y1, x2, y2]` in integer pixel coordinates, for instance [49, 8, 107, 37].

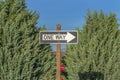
[65, 11, 120, 80]
[0, 0, 55, 80]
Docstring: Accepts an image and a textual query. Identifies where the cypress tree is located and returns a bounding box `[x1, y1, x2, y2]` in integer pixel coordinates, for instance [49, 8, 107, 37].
[65, 11, 120, 80]
[0, 0, 55, 80]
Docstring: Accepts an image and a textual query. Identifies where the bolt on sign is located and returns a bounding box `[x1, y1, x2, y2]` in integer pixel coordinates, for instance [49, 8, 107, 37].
[39, 31, 78, 44]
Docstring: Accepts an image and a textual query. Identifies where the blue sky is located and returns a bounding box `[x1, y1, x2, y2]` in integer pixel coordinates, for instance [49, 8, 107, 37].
[26, 0, 120, 51]
[26, 0, 120, 30]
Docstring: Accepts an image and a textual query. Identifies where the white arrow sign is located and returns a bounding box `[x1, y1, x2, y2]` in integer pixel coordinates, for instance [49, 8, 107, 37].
[40, 31, 77, 44]
[66, 32, 75, 42]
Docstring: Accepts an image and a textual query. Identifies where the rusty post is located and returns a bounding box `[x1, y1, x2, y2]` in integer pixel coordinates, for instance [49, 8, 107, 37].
[56, 24, 61, 80]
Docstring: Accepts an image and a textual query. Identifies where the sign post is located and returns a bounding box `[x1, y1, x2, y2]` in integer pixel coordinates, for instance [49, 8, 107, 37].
[39, 24, 78, 80]
[56, 24, 61, 80]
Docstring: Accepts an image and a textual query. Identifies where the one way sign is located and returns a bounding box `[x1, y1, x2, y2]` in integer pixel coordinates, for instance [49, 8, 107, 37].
[39, 31, 78, 44]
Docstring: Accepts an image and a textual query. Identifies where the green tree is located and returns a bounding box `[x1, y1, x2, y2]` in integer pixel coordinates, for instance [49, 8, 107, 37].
[0, 0, 55, 80]
[65, 11, 120, 80]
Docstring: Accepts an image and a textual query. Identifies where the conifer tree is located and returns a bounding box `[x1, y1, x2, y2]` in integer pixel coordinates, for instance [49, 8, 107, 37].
[65, 11, 120, 80]
[0, 0, 55, 80]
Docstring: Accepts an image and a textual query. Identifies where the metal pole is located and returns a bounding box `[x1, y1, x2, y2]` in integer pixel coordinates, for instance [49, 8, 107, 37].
[56, 24, 61, 80]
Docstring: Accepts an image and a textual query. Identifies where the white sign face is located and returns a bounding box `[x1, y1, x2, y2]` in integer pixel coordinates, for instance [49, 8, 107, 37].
[40, 31, 78, 44]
